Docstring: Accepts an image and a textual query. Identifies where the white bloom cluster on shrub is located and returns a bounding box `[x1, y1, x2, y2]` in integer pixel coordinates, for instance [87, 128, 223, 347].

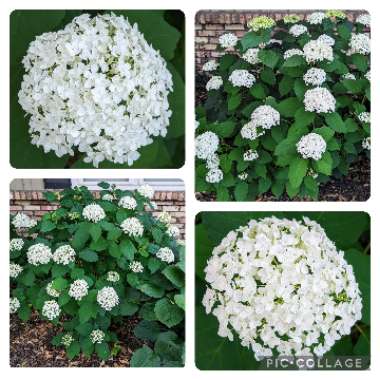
[306, 12, 326, 25]
[348, 33, 370, 55]
[120, 217, 144, 237]
[206, 168, 224, 184]
[53, 245, 76, 265]
[283, 49, 304, 59]
[90, 329, 105, 344]
[42, 300, 61, 320]
[250, 105, 280, 130]
[219, 33, 238, 48]
[229, 70, 256, 88]
[238, 172, 248, 181]
[297, 133, 327, 160]
[156, 247, 175, 263]
[167, 225, 180, 238]
[118, 196, 137, 210]
[342, 73, 356, 80]
[195, 131, 219, 160]
[82, 204, 106, 223]
[356, 14, 370, 27]
[243, 149, 259, 161]
[10, 297, 20, 314]
[10, 238, 24, 251]
[364, 70, 371, 81]
[303, 40, 333, 63]
[240, 121, 263, 141]
[129, 261, 144, 273]
[102, 194, 114, 202]
[362, 137, 371, 150]
[106, 271, 120, 282]
[202, 216, 362, 360]
[69, 279, 89, 301]
[18, 13, 173, 168]
[304, 87, 336, 113]
[12, 213, 37, 229]
[137, 184, 154, 199]
[46, 281, 60, 297]
[303, 68, 327, 86]
[242, 48, 261, 65]
[97, 286, 119, 311]
[10, 263, 23, 278]
[358, 112, 370, 124]
[27, 243, 52, 266]
[317, 34, 335, 46]
[206, 76, 223, 91]
[202, 60, 219, 71]
[158, 211, 172, 225]
[289, 24, 308, 37]
[61, 334, 74, 347]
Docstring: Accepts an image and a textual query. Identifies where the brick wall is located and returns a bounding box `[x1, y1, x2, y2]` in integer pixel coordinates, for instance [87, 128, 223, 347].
[10, 190, 186, 238]
[195, 9, 365, 70]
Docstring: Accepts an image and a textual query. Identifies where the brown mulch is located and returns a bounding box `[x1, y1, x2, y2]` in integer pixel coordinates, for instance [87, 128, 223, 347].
[10, 313, 147, 367]
[196, 157, 370, 202]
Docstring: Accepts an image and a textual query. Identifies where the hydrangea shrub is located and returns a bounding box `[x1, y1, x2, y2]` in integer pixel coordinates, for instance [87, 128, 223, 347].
[196, 11, 370, 201]
[10, 182, 185, 366]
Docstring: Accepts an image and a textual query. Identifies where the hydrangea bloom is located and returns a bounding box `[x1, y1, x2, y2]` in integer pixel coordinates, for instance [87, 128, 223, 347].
[206, 168, 224, 184]
[102, 194, 114, 202]
[283, 49, 304, 60]
[10, 238, 24, 251]
[97, 286, 119, 311]
[90, 329, 105, 344]
[229, 70, 255, 88]
[156, 247, 175, 263]
[120, 217, 144, 237]
[303, 68, 327, 86]
[242, 48, 261, 65]
[356, 14, 371, 27]
[206, 153, 220, 170]
[42, 300, 61, 320]
[10, 263, 23, 278]
[325, 10, 346, 19]
[82, 204, 106, 223]
[53, 245, 76, 265]
[206, 76, 223, 91]
[129, 261, 144, 273]
[202, 60, 219, 71]
[118, 195, 137, 210]
[137, 184, 154, 199]
[195, 131, 219, 160]
[10, 297, 21, 314]
[250, 105, 280, 130]
[362, 137, 371, 150]
[289, 24, 308, 37]
[247, 16, 275, 32]
[27, 243, 52, 266]
[297, 133, 327, 160]
[348, 33, 370, 55]
[317, 34, 335, 46]
[238, 172, 248, 181]
[306, 12, 326, 25]
[303, 40, 333, 63]
[68, 279, 89, 301]
[61, 334, 74, 347]
[342, 73, 356, 80]
[12, 213, 37, 229]
[18, 13, 173, 168]
[358, 112, 370, 123]
[243, 149, 259, 161]
[304, 87, 336, 113]
[202, 216, 362, 360]
[283, 14, 301, 24]
[46, 281, 60, 298]
[167, 225, 180, 238]
[219, 33, 238, 48]
[240, 121, 263, 141]
[106, 271, 120, 282]
[158, 211, 172, 225]
[364, 71, 371, 81]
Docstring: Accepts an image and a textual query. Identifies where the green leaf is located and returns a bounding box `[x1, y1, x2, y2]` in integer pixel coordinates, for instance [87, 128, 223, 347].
[260, 67, 276, 85]
[258, 49, 280, 69]
[249, 83, 267, 99]
[162, 266, 185, 288]
[119, 300, 139, 316]
[40, 220, 56, 233]
[314, 127, 335, 142]
[279, 76, 294, 97]
[288, 157, 308, 188]
[89, 224, 102, 242]
[120, 239, 136, 261]
[282, 55, 306, 67]
[130, 345, 161, 367]
[79, 249, 99, 262]
[294, 108, 315, 127]
[18, 304, 31, 321]
[227, 93, 241, 112]
[325, 112, 347, 133]
[134, 320, 162, 341]
[154, 298, 184, 328]
[19, 270, 35, 286]
[72, 223, 90, 250]
[234, 182, 248, 201]
[67, 341, 81, 359]
[79, 301, 97, 324]
[154, 331, 182, 362]
[139, 283, 165, 298]
[209, 120, 235, 138]
[304, 176, 319, 199]
[337, 23, 351, 40]
[52, 277, 68, 291]
[351, 53, 368, 72]
[95, 342, 111, 361]
[313, 151, 333, 175]
[277, 97, 302, 117]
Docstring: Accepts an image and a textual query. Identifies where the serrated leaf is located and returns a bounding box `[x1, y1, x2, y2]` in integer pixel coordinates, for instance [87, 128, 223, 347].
[289, 157, 308, 188]
[154, 298, 184, 328]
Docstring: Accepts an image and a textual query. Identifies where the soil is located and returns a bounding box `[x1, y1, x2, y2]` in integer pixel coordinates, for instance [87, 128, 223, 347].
[9, 313, 147, 367]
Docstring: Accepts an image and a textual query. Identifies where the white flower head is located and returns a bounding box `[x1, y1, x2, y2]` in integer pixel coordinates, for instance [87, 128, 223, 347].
[158, 211, 172, 226]
[284, 49, 304, 60]
[317, 34, 335, 46]
[202, 60, 219, 71]
[106, 271, 120, 282]
[118, 195, 137, 210]
[243, 149, 259, 161]
[364, 71, 371, 81]
[167, 225, 180, 238]
[82, 204, 106, 223]
[69, 279, 89, 301]
[46, 281, 60, 298]
[289, 24, 308, 37]
[303, 40, 334, 63]
[342, 73, 356, 80]
[362, 137, 371, 150]
[206, 168, 224, 184]
[206, 76, 223, 91]
[229, 70, 255, 88]
[61, 334, 74, 347]
[242, 49, 261, 65]
[303, 68, 327, 86]
[306, 12, 326, 25]
[304, 87, 336, 113]
[297, 133, 327, 160]
[240, 121, 263, 141]
[27, 243, 52, 266]
[90, 329, 105, 344]
[358, 112, 370, 124]
[251, 105, 280, 130]
[206, 153, 220, 170]
[356, 14, 370, 27]
[42, 300, 61, 320]
[348, 34, 370, 55]
[195, 131, 219, 160]
[18, 13, 173, 168]
[156, 247, 175, 263]
[10, 297, 21, 314]
[238, 172, 248, 181]
[102, 194, 114, 202]
[219, 33, 238, 49]
[129, 261, 144, 273]
[12, 213, 37, 229]
[137, 184, 154, 199]
[53, 245, 76, 265]
[120, 217, 144, 237]
[97, 286, 119, 311]
[10, 238, 24, 251]
[10, 263, 23, 279]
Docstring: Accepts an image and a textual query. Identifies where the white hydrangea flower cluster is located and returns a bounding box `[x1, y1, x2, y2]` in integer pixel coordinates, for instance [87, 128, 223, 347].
[202, 60, 219, 71]
[303, 68, 327, 86]
[219, 33, 238, 48]
[347, 33, 370, 55]
[158, 211, 172, 225]
[137, 184, 154, 199]
[46, 281, 60, 298]
[306, 12, 326, 25]
[283, 49, 304, 60]
[362, 137, 371, 150]
[18, 13, 173, 168]
[206, 168, 224, 184]
[243, 149, 259, 161]
[238, 172, 248, 181]
[202, 216, 362, 360]
[296, 133, 327, 160]
[82, 204, 106, 223]
[364, 71, 371, 81]
[10, 263, 23, 279]
[342, 73, 356, 80]
[229, 70, 256, 88]
[250, 105, 280, 130]
[303, 40, 333, 63]
[317, 34, 335, 46]
[53, 245, 76, 265]
[61, 334, 74, 347]
[10, 297, 21, 314]
[129, 261, 144, 273]
[358, 112, 370, 124]
[90, 329, 106, 344]
[242, 48, 261, 65]
[156, 247, 175, 263]
[42, 300, 61, 320]
[206, 76, 223, 91]
[106, 271, 120, 282]
[120, 217, 144, 237]
[304, 87, 336, 113]
[97, 286, 119, 311]
[27, 243, 52, 266]
[118, 196, 137, 210]
[240, 121, 264, 141]
[68, 279, 89, 301]
[195, 131, 219, 160]
[12, 213, 37, 229]
[289, 24, 308, 37]
[167, 225, 180, 238]
[102, 194, 114, 202]
[10, 238, 24, 251]
[356, 14, 370, 27]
